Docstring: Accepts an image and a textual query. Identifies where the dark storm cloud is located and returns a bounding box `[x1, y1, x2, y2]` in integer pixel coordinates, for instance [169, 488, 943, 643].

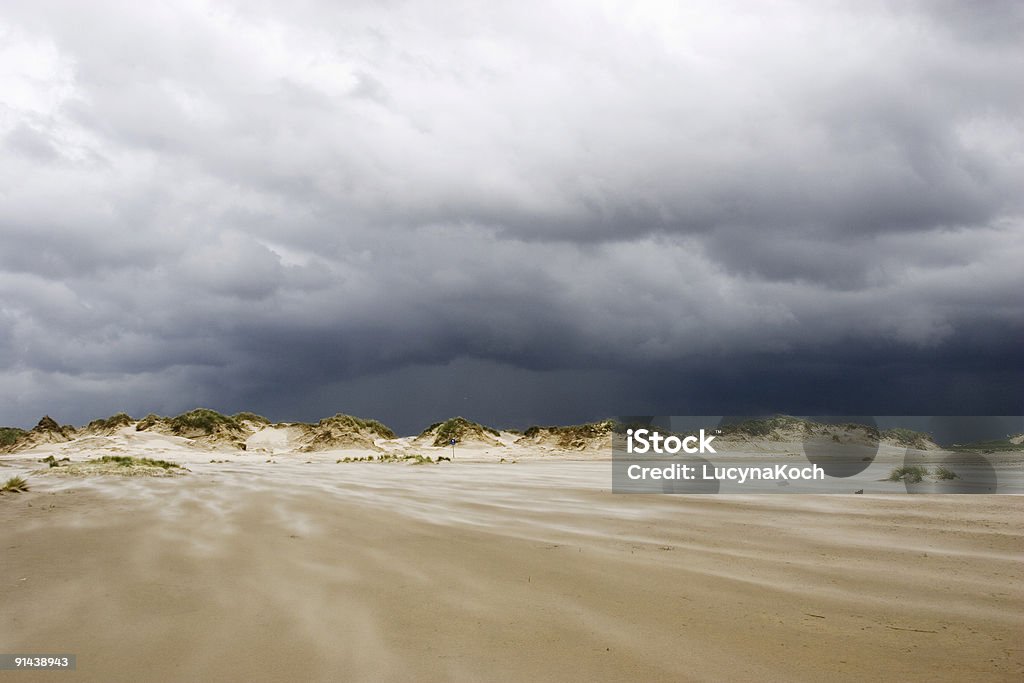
[0, 1, 1021, 431]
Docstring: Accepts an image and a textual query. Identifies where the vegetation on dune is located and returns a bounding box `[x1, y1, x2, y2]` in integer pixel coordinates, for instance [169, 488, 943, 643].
[315, 414, 395, 439]
[715, 416, 904, 441]
[136, 413, 165, 431]
[522, 420, 615, 449]
[888, 465, 929, 483]
[96, 455, 182, 470]
[888, 465, 962, 483]
[0, 427, 27, 447]
[232, 412, 271, 424]
[33, 415, 63, 432]
[715, 416, 814, 438]
[952, 439, 1024, 453]
[2, 417, 75, 450]
[1, 476, 30, 493]
[169, 408, 244, 435]
[37, 455, 185, 477]
[86, 412, 134, 432]
[425, 417, 500, 446]
[135, 409, 247, 436]
[297, 414, 396, 452]
[880, 428, 935, 449]
[523, 420, 604, 438]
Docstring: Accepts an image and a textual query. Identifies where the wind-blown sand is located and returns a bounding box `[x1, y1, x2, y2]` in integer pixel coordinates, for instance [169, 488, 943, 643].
[1, 457, 1022, 682]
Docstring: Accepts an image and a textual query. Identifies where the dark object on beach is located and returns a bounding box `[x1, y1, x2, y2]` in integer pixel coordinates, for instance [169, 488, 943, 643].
[854, 489, 863, 494]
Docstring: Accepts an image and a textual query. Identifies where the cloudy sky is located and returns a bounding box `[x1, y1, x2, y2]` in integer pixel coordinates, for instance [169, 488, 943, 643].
[1, 0, 1022, 434]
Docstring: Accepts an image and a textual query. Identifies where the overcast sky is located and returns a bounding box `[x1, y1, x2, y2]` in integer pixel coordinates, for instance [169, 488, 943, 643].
[1, 1, 1022, 434]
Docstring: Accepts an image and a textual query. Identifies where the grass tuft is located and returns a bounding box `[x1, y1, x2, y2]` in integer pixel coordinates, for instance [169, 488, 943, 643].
[934, 465, 959, 480]
[888, 465, 929, 483]
[2, 476, 29, 493]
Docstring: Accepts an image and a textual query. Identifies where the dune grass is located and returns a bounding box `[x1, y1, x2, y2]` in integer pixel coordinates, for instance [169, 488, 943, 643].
[232, 412, 270, 424]
[97, 455, 181, 470]
[888, 465, 929, 483]
[888, 465, 961, 483]
[0, 427, 27, 448]
[1, 476, 29, 493]
[169, 409, 244, 435]
[85, 413, 134, 432]
[880, 427, 935, 449]
[715, 415, 813, 438]
[426, 417, 500, 446]
[137, 409, 248, 435]
[315, 414, 396, 438]
[522, 420, 615, 449]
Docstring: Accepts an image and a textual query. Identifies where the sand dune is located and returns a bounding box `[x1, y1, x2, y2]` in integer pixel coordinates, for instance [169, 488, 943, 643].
[1, 455, 1022, 682]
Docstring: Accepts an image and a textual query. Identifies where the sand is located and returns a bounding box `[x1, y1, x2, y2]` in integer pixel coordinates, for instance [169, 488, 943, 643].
[1, 457, 1022, 682]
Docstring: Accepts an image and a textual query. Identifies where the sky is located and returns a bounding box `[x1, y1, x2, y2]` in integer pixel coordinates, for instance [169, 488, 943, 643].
[1, 1, 1022, 434]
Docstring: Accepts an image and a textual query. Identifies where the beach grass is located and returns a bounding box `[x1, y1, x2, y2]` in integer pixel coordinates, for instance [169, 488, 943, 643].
[888, 465, 929, 483]
[1, 475, 30, 493]
[97, 455, 182, 470]
[0, 427, 27, 447]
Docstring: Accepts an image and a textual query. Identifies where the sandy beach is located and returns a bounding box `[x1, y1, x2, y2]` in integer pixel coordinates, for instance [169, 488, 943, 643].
[4, 0, 1022, 679]
[2, 456, 1022, 682]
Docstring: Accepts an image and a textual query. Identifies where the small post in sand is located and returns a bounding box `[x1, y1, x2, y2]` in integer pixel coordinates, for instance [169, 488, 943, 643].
[450, 438, 456, 459]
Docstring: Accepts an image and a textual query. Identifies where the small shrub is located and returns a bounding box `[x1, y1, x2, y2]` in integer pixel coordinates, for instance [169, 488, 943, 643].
[935, 466, 959, 481]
